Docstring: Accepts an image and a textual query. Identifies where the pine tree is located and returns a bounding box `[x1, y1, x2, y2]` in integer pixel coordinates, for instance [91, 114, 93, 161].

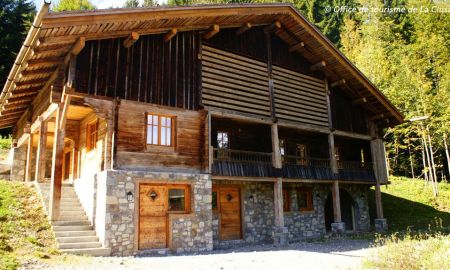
[52, 0, 96, 11]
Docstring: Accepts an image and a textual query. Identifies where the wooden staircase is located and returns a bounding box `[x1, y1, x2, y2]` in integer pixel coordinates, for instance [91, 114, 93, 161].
[36, 182, 111, 256]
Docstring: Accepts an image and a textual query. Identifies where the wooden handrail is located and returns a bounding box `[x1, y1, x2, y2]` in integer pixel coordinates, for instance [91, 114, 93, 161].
[213, 148, 273, 164]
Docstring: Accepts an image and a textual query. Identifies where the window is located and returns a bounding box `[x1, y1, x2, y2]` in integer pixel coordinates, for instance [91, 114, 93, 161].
[297, 188, 314, 212]
[296, 144, 308, 165]
[86, 120, 98, 151]
[147, 114, 175, 146]
[217, 131, 229, 149]
[212, 189, 218, 212]
[334, 147, 341, 161]
[360, 148, 365, 165]
[279, 139, 285, 156]
[167, 185, 189, 213]
[283, 189, 290, 212]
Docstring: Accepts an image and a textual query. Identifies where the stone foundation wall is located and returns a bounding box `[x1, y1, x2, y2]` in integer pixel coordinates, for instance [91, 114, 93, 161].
[10, 147, 26, 181]
[339, 185, 370, 231]
[95, 170, 213, 256]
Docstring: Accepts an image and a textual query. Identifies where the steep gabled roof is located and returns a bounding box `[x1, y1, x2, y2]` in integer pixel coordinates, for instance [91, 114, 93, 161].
[0, 3, 403, 129]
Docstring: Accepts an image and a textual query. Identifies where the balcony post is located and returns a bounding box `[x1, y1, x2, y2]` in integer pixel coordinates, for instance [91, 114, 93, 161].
[271, 123, 282, 169]
[328, 133, 338, 174]
[25, 133, 34, 182]
[331, 181, 345, 234]
[35, 117, 48, 182]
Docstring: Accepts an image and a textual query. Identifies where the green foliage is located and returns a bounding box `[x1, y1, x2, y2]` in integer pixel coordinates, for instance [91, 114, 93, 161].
[369, 176, 450, 231]
[0, 180, 57, 269]
[0, 135, 12, 150]
[0, 0, 35, 91]
[52, 0, 96, 12]
[124, 0, 140, 7]
[366, 230, 450, 270]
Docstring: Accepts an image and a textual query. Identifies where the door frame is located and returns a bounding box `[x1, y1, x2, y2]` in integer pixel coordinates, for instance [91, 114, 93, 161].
[134, 180, 193, 251]
[213, 184, 243, 241]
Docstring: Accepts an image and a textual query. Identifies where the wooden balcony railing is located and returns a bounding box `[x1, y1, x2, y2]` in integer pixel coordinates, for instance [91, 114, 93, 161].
[212, 148, 278, 177]
[281, 156, 334, 180]
[337, 160, 375, 182]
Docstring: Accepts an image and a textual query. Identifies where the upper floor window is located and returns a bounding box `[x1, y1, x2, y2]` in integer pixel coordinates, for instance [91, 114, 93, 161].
[146, 114, 175, 146]
[217, 131, 229, 149]
[86, 120, 98, 151]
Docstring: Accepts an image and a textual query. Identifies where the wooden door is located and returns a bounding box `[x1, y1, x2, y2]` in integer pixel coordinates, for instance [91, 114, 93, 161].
[219, 187, 241, 240]
[139, 184, 168, 249]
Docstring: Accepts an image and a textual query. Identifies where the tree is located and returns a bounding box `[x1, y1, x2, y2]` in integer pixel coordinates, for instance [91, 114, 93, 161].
[52, 0, 96, 12]
[143, 0, 157, 6]
[124, 0, 140, 8]
[0, 0, 35, 91]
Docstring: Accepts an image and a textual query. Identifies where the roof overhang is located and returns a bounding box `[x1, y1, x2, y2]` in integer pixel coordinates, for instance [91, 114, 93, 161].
[0, 3, 404, 129]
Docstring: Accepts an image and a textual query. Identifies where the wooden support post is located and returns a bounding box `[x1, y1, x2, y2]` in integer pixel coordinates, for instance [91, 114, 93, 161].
[203, 24, 220, 40]
[271, 123, 282, 169]
[374, 183, 384, 219]
[49, 95, 71, 221]
[310, 60, 326, 71]
[207, 111, 213, 173]
[164, 28, 177, 42]
[274, 178, 284, 227]
[264, 21, 281, 32]
[236, 22, 252, 35]
[35, 118, 48, 182]
[331, 181, 342, 222]
[25, 134, 33, 182]
[123, 32, 139, 48]
[328, 133, 338, 174]
[352, 97, 367, 105]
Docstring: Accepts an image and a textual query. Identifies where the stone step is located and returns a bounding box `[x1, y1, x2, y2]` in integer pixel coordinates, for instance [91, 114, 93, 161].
[58, 215, 89, 222]
[61, 247, 111, 256]
[59, 210, 86, 215]
[58, 241, 102, 249]
[53, 225, 93, 231]
[57, 236, 99, 243]
[55, 230, 96, 237]
[52, 220, 91, 226]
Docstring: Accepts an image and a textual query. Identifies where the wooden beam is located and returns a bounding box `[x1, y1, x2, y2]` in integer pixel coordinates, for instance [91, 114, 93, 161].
[17, 132, 30, 148]
[71, 37, 86, 56]
[370, 113, 384, 121]
[0, 110, 25, 117]
[10, 86, 41, 95]
[21, 67, 56, 76]
[27, 57, 61, 66]
[123, 32, 139, 48]
[310, 60, 326, 71]
[235, 22, 252, 35]
[264, 20, 282, 32]
[15, 77, 49, 87]
[5, 97, 35, 104]
[288, 41, 305, 53]
[271, 123, 282, 169]
[25, 134, 34, 182]
[328, 133, 338, 174]
[331, 181, 342, 222]
[330, 79, 346, 88]
[352, 97, 367, 105]
[34, 44, 72, 54]
[274, 178, 285, 228]
[202, 24, 220, 40]
[163, 28, 177, 42]
[59, 95, 71, 129]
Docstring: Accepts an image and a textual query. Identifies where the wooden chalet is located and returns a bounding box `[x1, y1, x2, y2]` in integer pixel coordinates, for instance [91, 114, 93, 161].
[1, 3, 402, 256]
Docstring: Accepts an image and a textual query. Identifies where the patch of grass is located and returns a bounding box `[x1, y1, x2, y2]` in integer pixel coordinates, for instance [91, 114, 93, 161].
[0, 180, 58, 270]
[365, 230, 450, 270]
[0, 136, 11, 150]
[369, 176, 450, 231]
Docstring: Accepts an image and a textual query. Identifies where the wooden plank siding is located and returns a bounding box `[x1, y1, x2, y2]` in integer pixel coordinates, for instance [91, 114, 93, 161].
[115, 100, 206, 171]
[74, 31, 201, 110]
[201, 45, 271, 117]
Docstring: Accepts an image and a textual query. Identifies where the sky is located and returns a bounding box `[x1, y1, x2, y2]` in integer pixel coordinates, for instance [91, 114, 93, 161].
[33, 0, 167, 10]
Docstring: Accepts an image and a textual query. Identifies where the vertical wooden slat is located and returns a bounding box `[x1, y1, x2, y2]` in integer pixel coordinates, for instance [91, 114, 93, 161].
[35, 118, 47, 182]
[25, 134, 33, 182]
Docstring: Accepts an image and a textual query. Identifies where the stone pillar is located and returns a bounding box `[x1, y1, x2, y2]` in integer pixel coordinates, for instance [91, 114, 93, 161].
[331, 181, 345, 234]
[10, 146, 27, 181]
[273, 177, 288, 246]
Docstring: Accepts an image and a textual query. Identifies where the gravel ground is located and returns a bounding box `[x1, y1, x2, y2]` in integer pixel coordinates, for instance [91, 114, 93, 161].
[24, 239, 374, 270]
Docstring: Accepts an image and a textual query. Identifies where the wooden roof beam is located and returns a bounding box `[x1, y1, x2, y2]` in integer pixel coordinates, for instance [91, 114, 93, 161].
[34, 44, 72, 54]
[164, 28, 177, 42]
[123, 32, 139, 48]
[0, 110, 23, 117]
[264, 21, 281, 32]
[330, 79, 346, 88]
[310, 60, 326, 71]
[352, 97, 367, 105]
[370, 113, 385, 121]
[27, 57, 62, 66]
[21, 67, 56, 76]
[5, 97, 34, 105]
[236, 22, 252, 35]
[288, 41, 305, 53]
[70, 36, 86, 56]
[15, 77, 48, 87]
[203, 24, 220, 40]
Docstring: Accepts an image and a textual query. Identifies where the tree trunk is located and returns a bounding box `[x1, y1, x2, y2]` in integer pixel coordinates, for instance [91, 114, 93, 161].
[408, 139, 415, 179]
[426, 126, 439, 196]
[444, 133, 450, 180]
[421, 142, 429, 182]
[422, 134, 437, 196]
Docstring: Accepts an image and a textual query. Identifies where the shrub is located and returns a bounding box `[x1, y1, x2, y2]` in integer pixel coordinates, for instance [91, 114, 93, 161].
[0, 135, 11, 150]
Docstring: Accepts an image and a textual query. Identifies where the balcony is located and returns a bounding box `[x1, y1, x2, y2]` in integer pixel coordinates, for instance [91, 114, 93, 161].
[211, 148, 279, 177]
[337, 160, 375, 182]
[281, 156, 334, 180]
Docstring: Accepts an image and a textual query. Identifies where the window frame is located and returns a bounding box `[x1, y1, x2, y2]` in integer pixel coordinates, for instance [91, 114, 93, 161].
[166, 184, 190, 214]
[145, 113, 176, 148]
[283, 189, 291, 212]
[212, 188, 219, 213]
[297, 188, 314, 212]
[86, 120, 98, 152]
